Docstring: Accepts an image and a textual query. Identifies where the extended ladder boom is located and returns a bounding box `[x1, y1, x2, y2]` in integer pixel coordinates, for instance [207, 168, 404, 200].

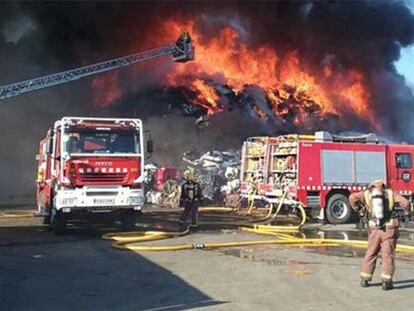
[0, 33, 194, 100]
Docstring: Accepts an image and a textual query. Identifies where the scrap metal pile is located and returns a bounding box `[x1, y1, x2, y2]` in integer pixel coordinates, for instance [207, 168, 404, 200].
[183, 150, 241, 205]
[144, 150, 241, 207]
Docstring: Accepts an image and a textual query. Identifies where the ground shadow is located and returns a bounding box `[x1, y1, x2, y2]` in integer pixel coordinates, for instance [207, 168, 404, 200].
[393, 279, 414, 290]
[0, 225, 225, 311]
[369, 279, 414, 290]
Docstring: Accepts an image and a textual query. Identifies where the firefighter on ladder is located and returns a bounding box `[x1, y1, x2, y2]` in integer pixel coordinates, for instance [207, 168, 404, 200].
[179, 169, 203, 231]
[349, 179, 412, 290]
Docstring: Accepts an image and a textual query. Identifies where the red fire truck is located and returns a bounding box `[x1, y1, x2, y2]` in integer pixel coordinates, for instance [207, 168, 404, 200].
[36, 117, 152, 233]
[240, 131, 414, 224]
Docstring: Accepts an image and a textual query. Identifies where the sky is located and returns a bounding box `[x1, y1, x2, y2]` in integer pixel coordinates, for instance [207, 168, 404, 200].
[396, 0, 414, 89]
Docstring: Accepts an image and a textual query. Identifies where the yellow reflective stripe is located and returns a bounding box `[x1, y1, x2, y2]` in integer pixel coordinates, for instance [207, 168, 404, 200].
[385, 219, 395, 226]
[363, 190, 372, 212]
[381, 273, 393, 280]
[360, 272, 373, 280]
[386, 189, 394, 210]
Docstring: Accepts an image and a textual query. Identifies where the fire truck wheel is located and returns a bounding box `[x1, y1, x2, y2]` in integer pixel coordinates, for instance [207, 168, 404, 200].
[50, 208, 67, 234]
[120, 211, 138, 232]
[43, 215, 51, 225]
[326, 193, 352, 224]
[42, 205, 52, 224]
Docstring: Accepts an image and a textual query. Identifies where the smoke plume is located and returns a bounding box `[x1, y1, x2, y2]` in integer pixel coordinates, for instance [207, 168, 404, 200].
[0, 1, 414, 197]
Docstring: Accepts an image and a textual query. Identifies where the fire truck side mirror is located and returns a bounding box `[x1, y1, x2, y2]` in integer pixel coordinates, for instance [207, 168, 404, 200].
[46, 138, 53, 155]
[35, 154, 40, 161]
[146, 140, 154, 153]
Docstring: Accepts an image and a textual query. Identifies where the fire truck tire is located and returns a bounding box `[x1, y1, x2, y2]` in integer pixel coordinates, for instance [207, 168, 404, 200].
[326, 193, 352, 224]
[120, 211, 138, 232]
[43, 215, 51, 225]
[50, 208, 67, 234]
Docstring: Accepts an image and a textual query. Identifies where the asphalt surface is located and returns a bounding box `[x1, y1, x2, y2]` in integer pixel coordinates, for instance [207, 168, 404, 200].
[1, 207, 414, 311]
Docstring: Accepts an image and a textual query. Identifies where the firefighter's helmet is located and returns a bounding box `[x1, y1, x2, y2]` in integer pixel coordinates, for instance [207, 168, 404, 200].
[182, 32, 191, 41]
[369, 179, 386, 189]
[183, 169, 195, 181]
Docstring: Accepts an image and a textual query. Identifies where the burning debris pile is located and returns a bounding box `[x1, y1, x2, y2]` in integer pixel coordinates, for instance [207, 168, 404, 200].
[154, 19, 375, 135]
[144, 150, 241, 207]
[167, 81, 336, 133]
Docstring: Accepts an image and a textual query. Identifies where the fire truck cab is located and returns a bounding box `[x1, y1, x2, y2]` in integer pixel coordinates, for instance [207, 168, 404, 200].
[36, 117, 149, 233]
[240, 131, 414, 224]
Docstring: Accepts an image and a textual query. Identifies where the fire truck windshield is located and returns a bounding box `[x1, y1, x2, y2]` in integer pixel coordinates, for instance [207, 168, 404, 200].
[65, 130, 140, 155]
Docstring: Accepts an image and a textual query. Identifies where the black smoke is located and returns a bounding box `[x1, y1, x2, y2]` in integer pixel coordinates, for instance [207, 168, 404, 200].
[0, 1, 414, 198]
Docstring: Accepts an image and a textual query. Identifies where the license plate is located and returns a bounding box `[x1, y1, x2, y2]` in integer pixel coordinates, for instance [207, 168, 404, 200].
[93, 198, 115, 205]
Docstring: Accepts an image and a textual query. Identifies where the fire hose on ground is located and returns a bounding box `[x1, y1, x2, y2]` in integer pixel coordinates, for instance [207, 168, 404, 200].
[2, 206, 414, 255]
[102, 205, 414, 254]
[0, 210, 36, 218]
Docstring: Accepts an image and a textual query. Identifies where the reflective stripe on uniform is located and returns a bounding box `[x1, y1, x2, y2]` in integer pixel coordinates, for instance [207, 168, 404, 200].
[363, 190, 372, 212]
[360, 272, 373, 281]
[385, 189, 394, 210]
[381, 273, 393, 281]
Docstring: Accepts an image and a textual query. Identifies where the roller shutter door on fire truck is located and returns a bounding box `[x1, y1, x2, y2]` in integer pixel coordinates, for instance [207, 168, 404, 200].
[321, 150, 386, 184]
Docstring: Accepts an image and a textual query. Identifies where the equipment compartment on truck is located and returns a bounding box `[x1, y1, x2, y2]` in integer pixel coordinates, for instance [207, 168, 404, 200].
[240, 131, 414, 224]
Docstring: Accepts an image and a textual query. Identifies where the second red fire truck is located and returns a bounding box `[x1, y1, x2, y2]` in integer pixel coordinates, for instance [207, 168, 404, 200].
[240, 131, 414, 224]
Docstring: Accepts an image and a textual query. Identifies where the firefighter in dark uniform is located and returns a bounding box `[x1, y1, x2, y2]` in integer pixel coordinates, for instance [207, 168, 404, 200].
[176, 32, 191, 49]
[349, 179, 412, 290]
[179, 169, 203, 231]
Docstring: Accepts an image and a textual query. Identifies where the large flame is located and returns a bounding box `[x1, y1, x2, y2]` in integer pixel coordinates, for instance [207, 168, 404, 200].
[92, 18, 375, 130]
[161, 19, 374, 127]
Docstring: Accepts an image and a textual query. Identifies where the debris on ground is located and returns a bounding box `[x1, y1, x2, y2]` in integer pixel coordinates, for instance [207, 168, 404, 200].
[144, 150, 242, 207]
[144, 163, 181, 207]
[183, 150, 241, 205]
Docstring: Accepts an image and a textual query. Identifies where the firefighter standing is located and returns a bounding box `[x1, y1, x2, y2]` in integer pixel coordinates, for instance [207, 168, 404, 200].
[349, 180, 412, 290]
[179, 169, 203, 231]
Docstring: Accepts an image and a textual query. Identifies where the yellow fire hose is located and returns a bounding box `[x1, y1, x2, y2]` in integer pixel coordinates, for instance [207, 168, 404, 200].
[102, 205, 306, 251]
[266, 189, 289, 223]
[246, 188, 258, 214]
[3, 207, 414, 255]
[103, 205, 414, 254]
[0, 210, 37, 218]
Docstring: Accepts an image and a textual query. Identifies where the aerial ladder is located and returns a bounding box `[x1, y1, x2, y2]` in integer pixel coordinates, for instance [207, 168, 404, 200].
[0, 32, 194, 100]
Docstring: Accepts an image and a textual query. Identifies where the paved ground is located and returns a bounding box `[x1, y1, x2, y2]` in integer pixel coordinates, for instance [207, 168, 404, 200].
[1, 207, 414, 311]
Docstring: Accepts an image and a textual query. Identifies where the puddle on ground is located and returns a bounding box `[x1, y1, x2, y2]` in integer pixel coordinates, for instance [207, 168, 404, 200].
[299, 228, 414, 260]
[222, 248, 313, 266]
[220, 227, 414, 263]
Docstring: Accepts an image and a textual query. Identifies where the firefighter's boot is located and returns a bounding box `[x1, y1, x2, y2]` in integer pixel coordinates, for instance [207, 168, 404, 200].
[360, 279, 369, 288]
[382, 281, 394, 291]
[189, 225, 199, 233]
[178, 220, 187, 232]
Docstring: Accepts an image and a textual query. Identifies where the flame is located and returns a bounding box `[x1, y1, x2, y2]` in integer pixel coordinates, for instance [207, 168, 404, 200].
[161, 19, 372, 127]
[91, 18, 374, 131]
[191, 79, 222, 115]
